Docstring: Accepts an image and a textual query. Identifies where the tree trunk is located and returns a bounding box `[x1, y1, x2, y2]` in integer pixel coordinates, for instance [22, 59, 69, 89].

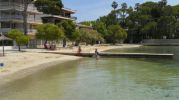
[44, 40, 48, 49]
[63, 38, 66, 48]
[75, 41, 79, 46]
[23, 0, 29, 35]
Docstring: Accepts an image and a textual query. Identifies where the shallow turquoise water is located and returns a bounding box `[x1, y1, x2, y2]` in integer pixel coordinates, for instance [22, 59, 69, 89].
[0, 46, 179, 100]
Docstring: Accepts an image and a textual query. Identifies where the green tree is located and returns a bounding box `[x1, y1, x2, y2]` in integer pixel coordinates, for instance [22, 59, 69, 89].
[172, 5, 179, 19]
[112, 1, 118, 10]
[127, 6, 133, 14]
[117, 3, 128, 27]
[93, 21, 108, 38]
[58, 20, 76, 40]
[162, 5, 173, 16]
[8, 29, 29, 51]
[89, 30, 104, 45]
[95, 0, 179, 43]
[107, 25, 127, 44]
[79, 29, 103, 45]
[157, 16, 176, 38]
[57, 20, 76, 47]
[141, 22, 157, 39]
[98, 11, 119, 27]
[80, 21, 93, 26]
[71, 29, 81, 46]
[36, 24, 64, 48]
[71, 29, 80, 41]
[126, 0, 177, 41]
[158, 0, 167, 8]
[151, 6, 162, 19]
[16, 36, 29, 51]
[34, 0, 63, 15]
[175, 21, 179, 38]
[135, 3, 140, 11]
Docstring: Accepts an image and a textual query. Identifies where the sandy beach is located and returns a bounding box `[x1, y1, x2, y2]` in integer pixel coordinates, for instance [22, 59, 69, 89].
[41, 44, 141, 53]
[0, 53, 81, 85]
[0, 44, 141, 85]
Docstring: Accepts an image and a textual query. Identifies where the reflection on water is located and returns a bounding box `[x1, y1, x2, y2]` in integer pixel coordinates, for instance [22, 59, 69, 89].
[0, 46, 179, 100]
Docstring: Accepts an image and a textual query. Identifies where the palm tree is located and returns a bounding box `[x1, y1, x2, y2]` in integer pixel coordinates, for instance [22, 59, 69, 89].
[112, 1, 118, 10]
[159, 0, 167, 7]
[135, 3, 140, 11]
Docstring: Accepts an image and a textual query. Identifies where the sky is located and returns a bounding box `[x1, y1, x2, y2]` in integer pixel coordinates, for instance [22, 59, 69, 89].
[62, 0, 179, 22]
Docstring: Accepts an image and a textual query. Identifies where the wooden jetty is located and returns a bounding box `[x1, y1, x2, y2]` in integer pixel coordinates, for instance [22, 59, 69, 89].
[42, 52, 174, 59]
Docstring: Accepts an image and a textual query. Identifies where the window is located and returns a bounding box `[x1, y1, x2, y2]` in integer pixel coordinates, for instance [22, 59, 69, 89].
[1, 22, 11, 28]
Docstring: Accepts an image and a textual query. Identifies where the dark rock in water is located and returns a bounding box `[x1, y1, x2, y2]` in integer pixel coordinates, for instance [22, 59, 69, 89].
[165, 94, 170, 97]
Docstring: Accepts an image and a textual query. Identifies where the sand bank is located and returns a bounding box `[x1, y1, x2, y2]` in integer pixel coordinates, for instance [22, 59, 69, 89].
[42, 44, 141, 53]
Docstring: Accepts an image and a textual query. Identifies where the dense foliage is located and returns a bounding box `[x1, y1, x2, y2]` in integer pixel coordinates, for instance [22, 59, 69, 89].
[125, 0, 179, 43]
[81, 20, 127, 44]
[79, 29, 104, 45]
[36, 24, 64, 48]
[107, 25, 127, 44]
[8, 29, 29, 51]
[36, 24, 64, 41]
[82, 0, 179, 43]
[34, 0, 63, 15]
[57, 20, 76, 41]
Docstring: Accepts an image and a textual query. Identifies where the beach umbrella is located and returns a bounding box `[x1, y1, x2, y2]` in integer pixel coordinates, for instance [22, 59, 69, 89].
[0, 35, 12, 41]
[0, 33, 12, 56]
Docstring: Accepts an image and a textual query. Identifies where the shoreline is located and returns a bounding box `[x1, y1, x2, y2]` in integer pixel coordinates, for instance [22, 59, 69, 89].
[0, 44, 141, 86]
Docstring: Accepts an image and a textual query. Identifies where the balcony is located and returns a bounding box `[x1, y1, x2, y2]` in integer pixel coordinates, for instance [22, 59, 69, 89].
[0, 2, 24, 11]
[0, 2, 40, 13]
[0, 15, 23, 21]
[17, 28, 37, 33]
[61, 8, 76, 14]
[0, 28, 11, 33]
[0, 15, 42, 24]
[71, 16, 77, 20]
[42, 15, 77, 22]
[0, 28, 37, 33]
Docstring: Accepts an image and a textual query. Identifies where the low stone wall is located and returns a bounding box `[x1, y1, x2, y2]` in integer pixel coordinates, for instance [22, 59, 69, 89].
[143, 39, 179, 45]
[0, 46, 28, 50]
[0, 46, 13, 50]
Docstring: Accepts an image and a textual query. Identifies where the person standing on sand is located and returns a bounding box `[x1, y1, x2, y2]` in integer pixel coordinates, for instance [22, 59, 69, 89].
[95, 48, 99, 60]
[77, 46, 82, 56]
